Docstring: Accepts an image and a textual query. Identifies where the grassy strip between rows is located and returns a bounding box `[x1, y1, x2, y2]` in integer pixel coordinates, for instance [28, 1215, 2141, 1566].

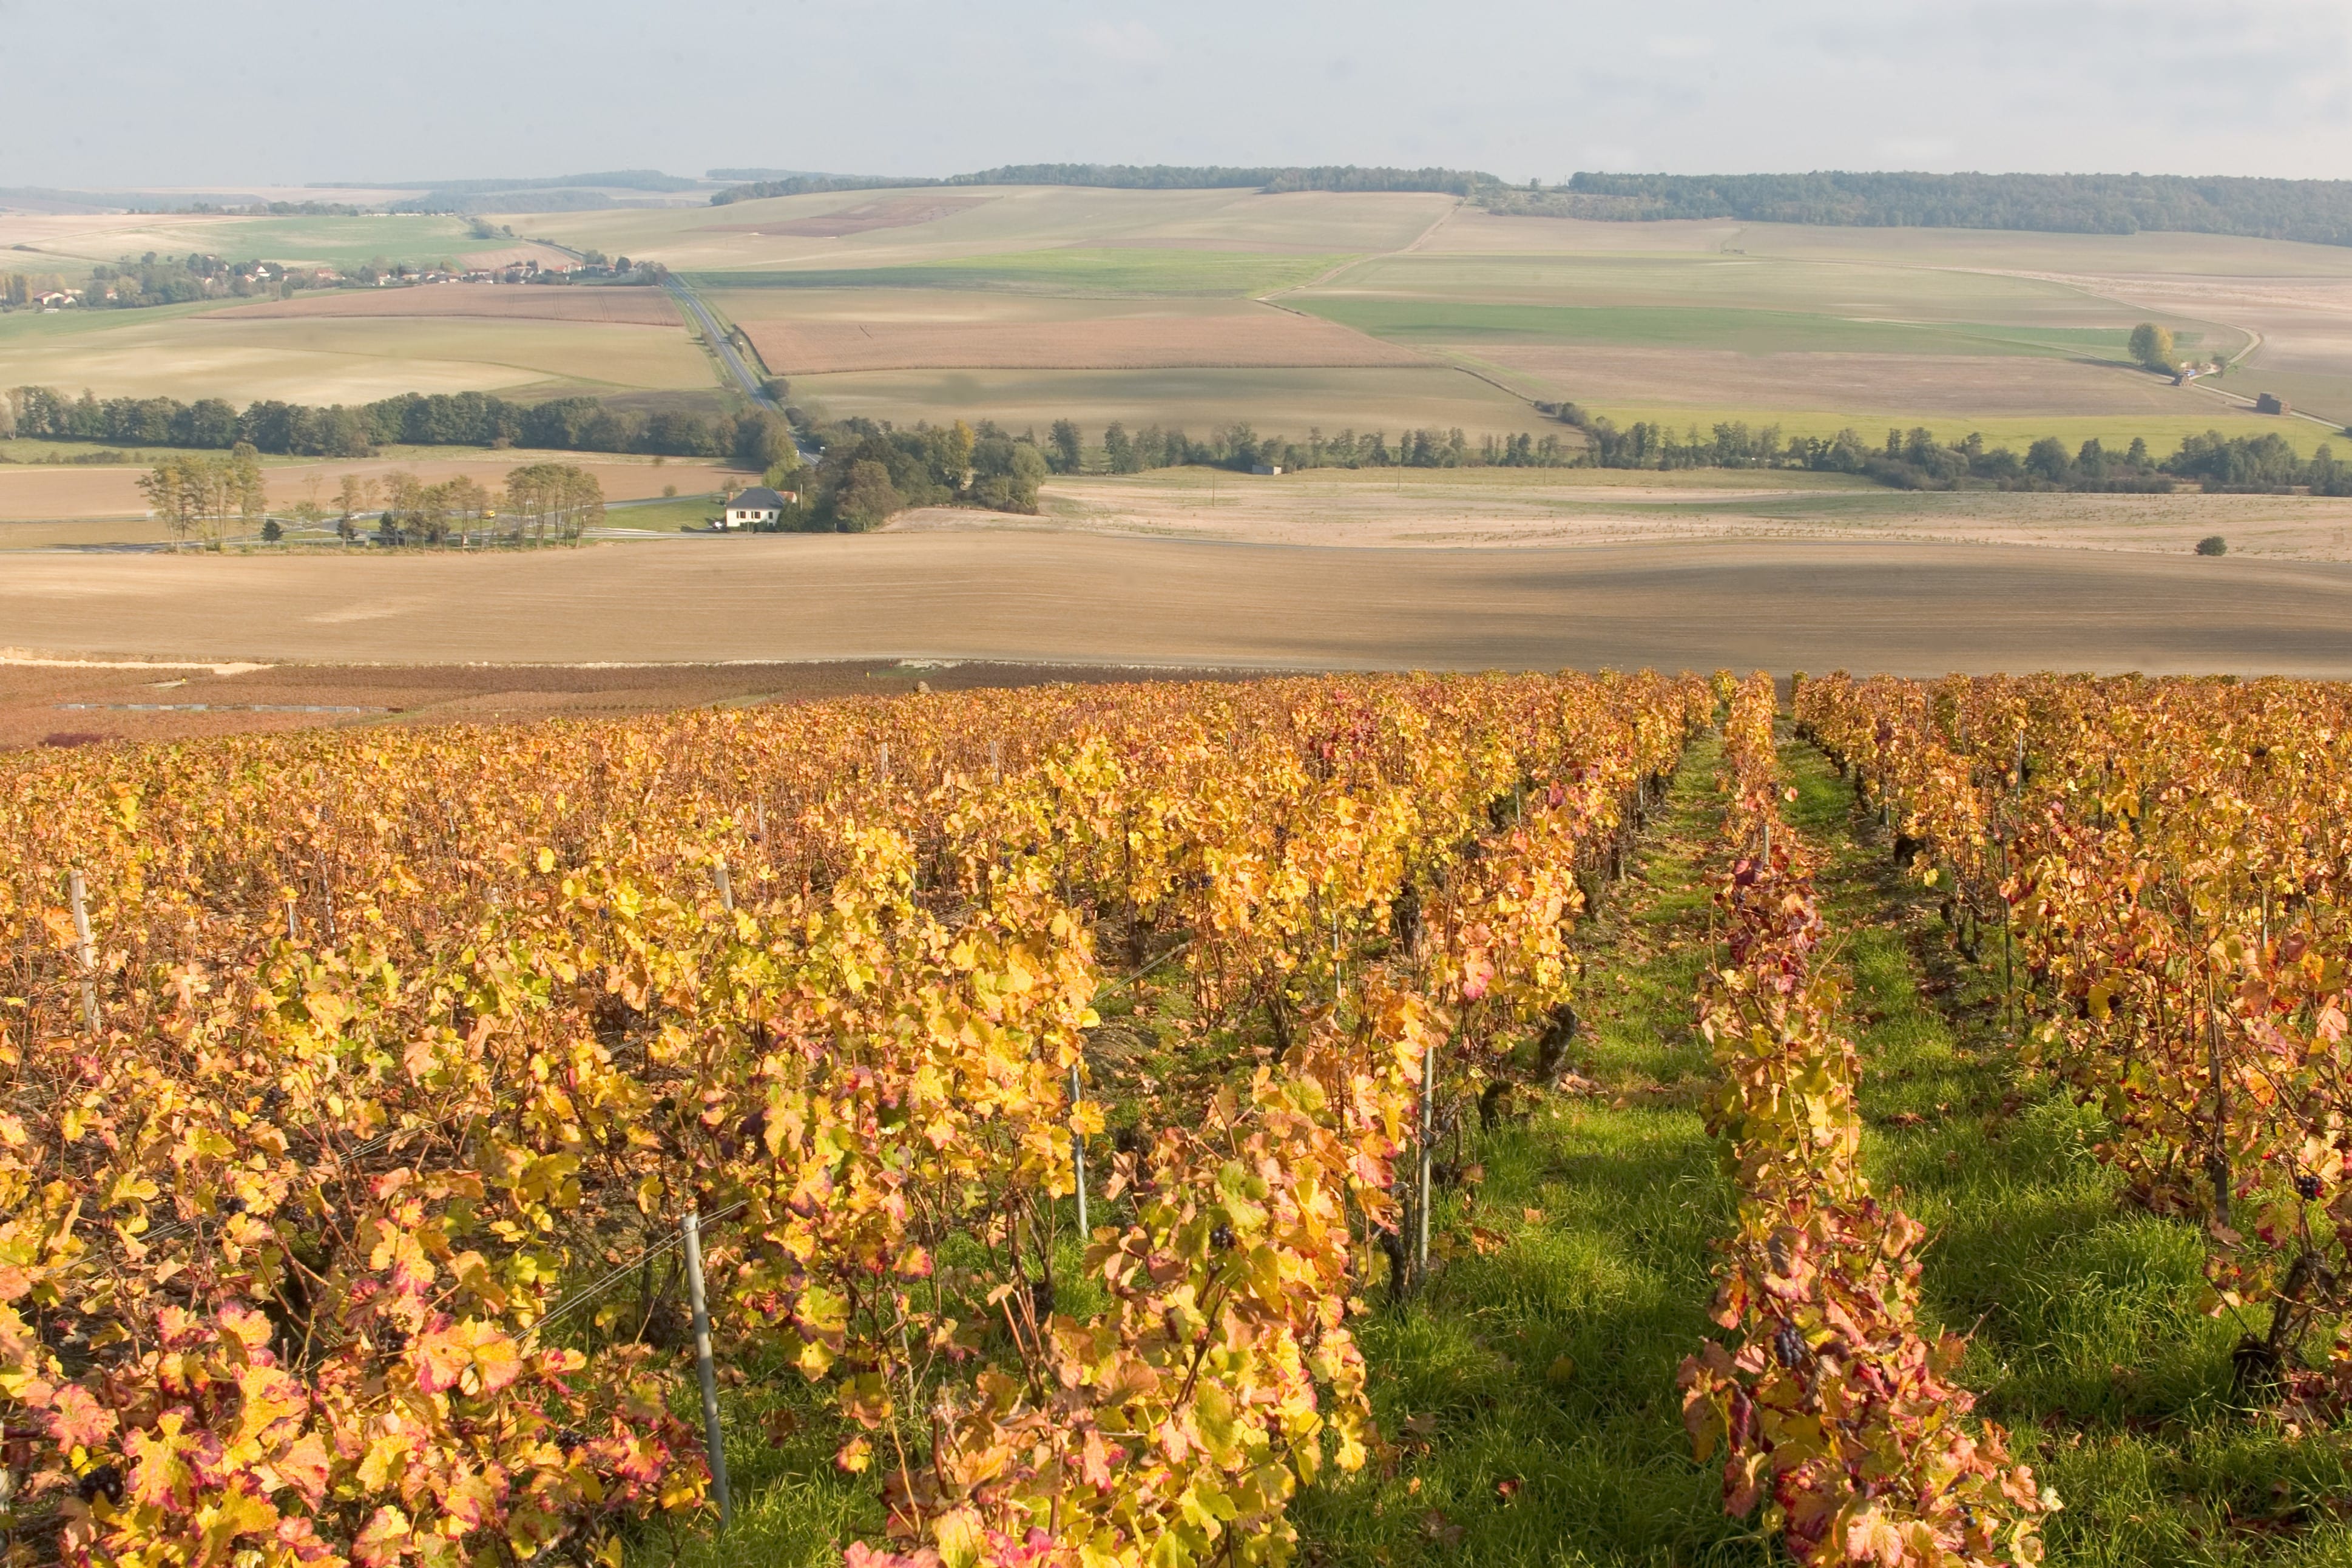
[1783, 731, 2352, 1567]
[634, 718, 2352, 1568]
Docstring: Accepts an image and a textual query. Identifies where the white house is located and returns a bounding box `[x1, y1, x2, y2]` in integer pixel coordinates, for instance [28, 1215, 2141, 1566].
[717, 485, 792, 530]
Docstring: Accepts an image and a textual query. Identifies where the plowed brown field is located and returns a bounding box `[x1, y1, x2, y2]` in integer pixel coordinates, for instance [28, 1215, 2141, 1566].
[742, 312, 1424, 373]
[7, 535, 2352, 677]
[210, 284, 681, 326]
[1466, 345, 2195, 418]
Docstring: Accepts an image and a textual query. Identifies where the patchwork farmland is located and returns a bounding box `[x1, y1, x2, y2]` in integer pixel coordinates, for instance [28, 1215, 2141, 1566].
[8, 183, 2351, 451]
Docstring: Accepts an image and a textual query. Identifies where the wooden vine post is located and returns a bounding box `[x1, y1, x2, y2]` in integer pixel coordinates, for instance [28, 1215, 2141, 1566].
[68, 870, 98, 1033]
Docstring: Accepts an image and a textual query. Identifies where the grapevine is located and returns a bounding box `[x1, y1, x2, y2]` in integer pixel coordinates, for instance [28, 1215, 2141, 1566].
[0, 672, 1708, 1567]
[1679, 675, 2053, 1566]
[1799, 673, 2352, 1408]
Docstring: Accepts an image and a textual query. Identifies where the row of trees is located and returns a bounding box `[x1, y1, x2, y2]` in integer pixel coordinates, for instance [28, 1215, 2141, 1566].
[709, 163, 1499, 204]
[135, 445, 266, 550]
[2, 272, 70, 306]
[141, 459, 611, 549]
[1036, 419, 1580, 475]
[776, 420, 1046, 530]
[4, 385, 797, 468]
[758, 414, 1595, 532]
[1559, 413, 2352, 495]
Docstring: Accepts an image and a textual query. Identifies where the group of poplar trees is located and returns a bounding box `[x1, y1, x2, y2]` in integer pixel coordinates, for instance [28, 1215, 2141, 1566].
[136, 453, 607, 549]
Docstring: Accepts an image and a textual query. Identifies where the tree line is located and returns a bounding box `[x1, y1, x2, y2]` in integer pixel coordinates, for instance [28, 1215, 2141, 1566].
[754, 419, 1044, 531]
[137, 453, 609, 550]
[1560, 407, 2352, 495]
[2, 386, 797, 468]
[1494, 172, 2352, 248]
[760, 415, 1588, 533]
[709, 163, 1499, 205]
[1049, 420, 1579, 474]
[801, 410, 2352, 504]
[362, 462, 606, 546]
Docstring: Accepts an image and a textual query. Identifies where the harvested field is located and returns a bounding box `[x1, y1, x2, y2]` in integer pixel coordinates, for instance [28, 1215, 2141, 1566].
[1414, 211, 2352, 279]
[1988, 269, 2352, 427]
[743, 309, 1421, 373]
[0, 212, 493, 270]
[456, 243, 598, 271]
[783, 365, 1563, 439]
[705, 195, 993, 238]
[6, 534, 2352, 677]
[516, 187, 1447, 274]
[1007, 466, 2352, 559]
[0, 654, 1244, 751]
[211, 284, 680, 326]
[0, 455, 744, 521]
[1468, 344, 2200, 416]
[0, 312, 711, 403]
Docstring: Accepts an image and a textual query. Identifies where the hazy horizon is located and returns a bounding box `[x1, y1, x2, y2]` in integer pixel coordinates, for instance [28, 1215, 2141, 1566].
[2, 0, 2346, 191]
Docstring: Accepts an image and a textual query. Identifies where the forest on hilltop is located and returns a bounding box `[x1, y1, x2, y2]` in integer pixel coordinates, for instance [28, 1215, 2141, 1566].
[1490, 171, 2352, 246]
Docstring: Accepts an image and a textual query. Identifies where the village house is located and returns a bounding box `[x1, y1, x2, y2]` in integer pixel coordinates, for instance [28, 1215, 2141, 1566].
[715, 485, 794, 530]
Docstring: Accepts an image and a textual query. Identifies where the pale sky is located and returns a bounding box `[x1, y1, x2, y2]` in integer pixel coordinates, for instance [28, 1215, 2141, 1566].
[5, 0, 2349, 189]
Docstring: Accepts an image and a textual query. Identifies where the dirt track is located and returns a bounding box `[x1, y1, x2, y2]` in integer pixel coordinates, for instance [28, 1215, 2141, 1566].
[6, 533, 2352, 677]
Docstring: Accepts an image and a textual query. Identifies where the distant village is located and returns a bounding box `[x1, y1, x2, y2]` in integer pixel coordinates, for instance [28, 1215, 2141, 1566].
[1, 251, 650, 312]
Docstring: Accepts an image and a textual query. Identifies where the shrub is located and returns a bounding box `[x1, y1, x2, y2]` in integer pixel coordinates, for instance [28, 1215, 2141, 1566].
[2196, 535, 2228, 556]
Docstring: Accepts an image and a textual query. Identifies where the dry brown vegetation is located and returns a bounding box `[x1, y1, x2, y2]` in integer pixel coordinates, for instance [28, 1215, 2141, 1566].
[1467, 345, 2198, 417]
[210, 284, 682, 326]
[6, 533, 2352, 677]
[703, 196, 994, 238]
[981, 467, 2352, 558]
[742, 309, 1422, 373]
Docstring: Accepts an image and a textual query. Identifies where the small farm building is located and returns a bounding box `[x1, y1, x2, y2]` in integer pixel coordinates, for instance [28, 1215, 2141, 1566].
[2256, 393, 2290, 415]
[718, 486, 791, 530]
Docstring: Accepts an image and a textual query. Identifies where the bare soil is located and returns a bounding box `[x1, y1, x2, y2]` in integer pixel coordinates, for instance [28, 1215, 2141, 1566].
[210, 285, 681, 326]
[5, 534, 2351, 681]
[1466, 345, 2193, 418]
[1006, 469, 2352, 560]
[742, 312, 1422, 374]
[0, 655, 1248, 751]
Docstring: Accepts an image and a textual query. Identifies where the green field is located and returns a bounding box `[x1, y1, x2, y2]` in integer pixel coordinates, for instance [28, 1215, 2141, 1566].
[1315, 248, 2157, 321]
[509, 186, 1451, 274]
[5, 212, 503, 269]
[1296, 298, 2153, 357]
[1558, 402, 2348, 457]
[688, 247, 1350, 297]
[0, 303, 711, 404]
[785, 364, 1564, 439]
[6, 188, 2352, 461]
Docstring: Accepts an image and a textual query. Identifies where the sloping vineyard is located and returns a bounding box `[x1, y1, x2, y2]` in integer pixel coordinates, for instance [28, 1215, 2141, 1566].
[0, 673, 1709, 1568]
[1681, 677, 2052, 1564]
[1797, 674, 2352, 1411]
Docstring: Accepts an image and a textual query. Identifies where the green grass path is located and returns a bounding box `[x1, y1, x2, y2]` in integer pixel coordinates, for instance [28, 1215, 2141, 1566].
[1294, 732, 1759, 1567]
[638, 723, 2352, 1568]
[1782, 732, 2352, 1567]
[1299, 726, 2352, 1567]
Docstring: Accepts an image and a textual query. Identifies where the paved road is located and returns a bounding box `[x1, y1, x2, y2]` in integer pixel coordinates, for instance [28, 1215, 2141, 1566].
[663, 277, 777, 411]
